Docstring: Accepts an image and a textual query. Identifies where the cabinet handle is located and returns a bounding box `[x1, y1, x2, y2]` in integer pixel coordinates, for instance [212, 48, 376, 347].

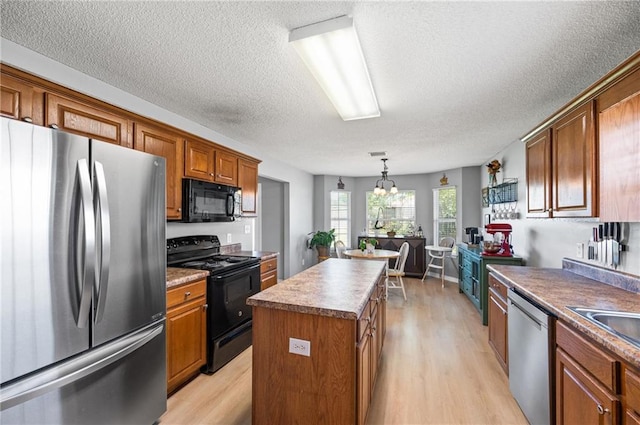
[49, 124, 59, 129]
[22, 117, 33, 123]
[177, 208, 181, 212]
[184, 291, 191, 299]
[596, 405, 609, 415]
[203, 304, 208, 311]
[210, 173, 214, 176]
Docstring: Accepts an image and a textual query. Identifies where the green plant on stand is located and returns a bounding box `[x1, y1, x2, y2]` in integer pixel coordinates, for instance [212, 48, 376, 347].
[309, 229, 336, 261]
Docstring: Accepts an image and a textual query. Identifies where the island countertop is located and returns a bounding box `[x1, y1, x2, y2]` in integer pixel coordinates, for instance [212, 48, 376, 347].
[488, 263, 640, 369]
[247, 258, 386, 320]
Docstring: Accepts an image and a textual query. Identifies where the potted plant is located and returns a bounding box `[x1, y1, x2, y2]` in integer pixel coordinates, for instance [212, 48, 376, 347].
[359, 238, 378, 253]
[386, 226, 396, 238]
[308, 229, 336, 260]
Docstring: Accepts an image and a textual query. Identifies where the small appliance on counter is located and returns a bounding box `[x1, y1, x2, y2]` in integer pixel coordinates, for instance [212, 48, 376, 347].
[465, 227, 480, 245]
[483, 223, 514, 256]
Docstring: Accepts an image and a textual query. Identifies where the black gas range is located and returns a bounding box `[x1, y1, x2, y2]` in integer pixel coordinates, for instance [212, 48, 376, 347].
[167, 235, 261, 374]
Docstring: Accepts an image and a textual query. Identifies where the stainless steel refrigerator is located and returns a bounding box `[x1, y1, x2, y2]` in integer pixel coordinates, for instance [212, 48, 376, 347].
[0, 117, 167, 424]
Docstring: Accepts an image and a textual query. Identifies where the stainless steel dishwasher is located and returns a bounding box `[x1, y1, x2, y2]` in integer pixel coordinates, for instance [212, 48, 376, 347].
[507, 289, 555, 425]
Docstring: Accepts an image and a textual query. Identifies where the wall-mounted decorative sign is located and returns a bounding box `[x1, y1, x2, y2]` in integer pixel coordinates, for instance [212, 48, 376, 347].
[481, 187, 489, 208]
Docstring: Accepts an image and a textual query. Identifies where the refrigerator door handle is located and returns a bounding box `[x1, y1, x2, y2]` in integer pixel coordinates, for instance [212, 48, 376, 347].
[93, 161, 111, 323]
[75, 159, 96, 329]
[0, 323, 164, 411]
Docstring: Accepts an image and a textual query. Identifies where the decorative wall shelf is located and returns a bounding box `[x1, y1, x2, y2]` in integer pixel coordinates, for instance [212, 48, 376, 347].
[489, 179, 518, 205]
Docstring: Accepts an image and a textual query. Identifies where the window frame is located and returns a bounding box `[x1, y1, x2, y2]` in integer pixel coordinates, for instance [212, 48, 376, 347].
[365, 190, 416, 235]
[433, 186, 458, 244]
[330, 190, 351, 249]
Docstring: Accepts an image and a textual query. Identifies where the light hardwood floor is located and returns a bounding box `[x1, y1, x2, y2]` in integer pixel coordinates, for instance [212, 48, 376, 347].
[160, 277, 528, 425]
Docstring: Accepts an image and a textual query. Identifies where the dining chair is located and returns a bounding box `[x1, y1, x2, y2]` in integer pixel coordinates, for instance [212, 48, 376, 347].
[335, 240, 346, 259]
[422, 237, 456, 288]
[387, 242, 409, 300]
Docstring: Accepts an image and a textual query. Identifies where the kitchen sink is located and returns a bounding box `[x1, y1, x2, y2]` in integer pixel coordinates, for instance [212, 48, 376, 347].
[568, 307, 640, 349]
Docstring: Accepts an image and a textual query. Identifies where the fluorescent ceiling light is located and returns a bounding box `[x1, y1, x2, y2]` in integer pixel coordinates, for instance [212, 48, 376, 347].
[289, 16, 380, 121]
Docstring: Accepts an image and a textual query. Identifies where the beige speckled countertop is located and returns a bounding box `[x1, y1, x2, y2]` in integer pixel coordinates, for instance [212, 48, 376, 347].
[488, 264, 640, 369]
[166, 267, 209, 289]
[247, 258, 385, 320]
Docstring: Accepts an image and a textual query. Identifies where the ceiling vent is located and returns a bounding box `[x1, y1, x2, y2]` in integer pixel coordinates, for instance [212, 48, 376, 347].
[368, 151, 387, 157]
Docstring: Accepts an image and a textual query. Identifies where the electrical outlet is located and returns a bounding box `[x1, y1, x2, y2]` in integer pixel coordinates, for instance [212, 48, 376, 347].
[302, 259, 305, 266]
[289, 338, 310, 357]
[576, 243, 584, 258]
[244, 224, 251, 234]
[226, 233, 232, 243]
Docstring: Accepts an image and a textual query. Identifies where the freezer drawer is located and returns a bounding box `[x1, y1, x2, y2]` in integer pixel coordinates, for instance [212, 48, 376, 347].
[0, 322, 166, 424]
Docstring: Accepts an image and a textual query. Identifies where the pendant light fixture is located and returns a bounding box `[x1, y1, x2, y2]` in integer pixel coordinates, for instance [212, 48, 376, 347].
[373, 158, 398, 195]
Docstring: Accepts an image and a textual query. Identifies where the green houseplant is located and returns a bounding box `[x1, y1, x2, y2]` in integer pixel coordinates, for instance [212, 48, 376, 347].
[359, 238, 378, 252]
[308, 229, 336, 260]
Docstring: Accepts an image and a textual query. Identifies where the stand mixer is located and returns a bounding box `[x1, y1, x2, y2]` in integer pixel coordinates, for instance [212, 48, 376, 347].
[483, 223, 513, 256]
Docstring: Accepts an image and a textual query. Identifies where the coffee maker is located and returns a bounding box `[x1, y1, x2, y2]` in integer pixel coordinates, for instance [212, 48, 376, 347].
[465, 227, 480, 244]
[483, 223, 513, 256]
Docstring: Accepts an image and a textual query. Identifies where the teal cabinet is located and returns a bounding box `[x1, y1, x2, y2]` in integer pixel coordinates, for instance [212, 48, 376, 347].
[457, 244, 523, 325]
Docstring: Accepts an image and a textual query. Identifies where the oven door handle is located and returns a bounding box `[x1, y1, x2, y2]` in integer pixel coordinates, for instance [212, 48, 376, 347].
[213, 263, 260, 280]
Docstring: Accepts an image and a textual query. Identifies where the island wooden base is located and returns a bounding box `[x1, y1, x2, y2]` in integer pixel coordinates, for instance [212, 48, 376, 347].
[250, 268, 386, 425]
[252, 307, 356, 424]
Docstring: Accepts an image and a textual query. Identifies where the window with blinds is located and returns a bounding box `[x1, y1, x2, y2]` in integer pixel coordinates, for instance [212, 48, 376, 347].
[433, 187, 457, 243]
[330, 191, 351, 247]
[365, 190, 416, 235]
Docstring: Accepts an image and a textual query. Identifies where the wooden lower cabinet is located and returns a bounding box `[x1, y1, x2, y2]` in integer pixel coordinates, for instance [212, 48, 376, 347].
[556, 320, 622, 425]
[251, 272, 385, 425]
[166, 279, 207, 394]
[259, 256, 278, 291]
[487, 273, 509, 374]
[626, 368, 640, 425]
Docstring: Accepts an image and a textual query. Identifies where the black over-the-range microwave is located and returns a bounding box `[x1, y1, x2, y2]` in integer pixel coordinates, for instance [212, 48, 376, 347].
[182, 178, 238, 223]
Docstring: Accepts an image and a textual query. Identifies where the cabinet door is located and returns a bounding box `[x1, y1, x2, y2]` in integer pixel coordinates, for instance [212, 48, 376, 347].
[598, 67, 640, 222]
[238, 159, 258, 214]
[526, 129, 552, 218]
[134, 123, 184, 219]
[214, 150, 238, 186]
[46, 93, 132, 148]
[552, 101, 597, 217]
[488, 288, 508, 373]
[184, 139, 215, 181]
[166, 297, 207, 393]
[356, 330, 372, 425]
[556, 348, 619, 425]
[1, 74, 36, 123]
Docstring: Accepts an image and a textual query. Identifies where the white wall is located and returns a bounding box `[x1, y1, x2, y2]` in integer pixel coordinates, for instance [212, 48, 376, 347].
[1, 38, 313, 279]
[483, 139, 640, 276]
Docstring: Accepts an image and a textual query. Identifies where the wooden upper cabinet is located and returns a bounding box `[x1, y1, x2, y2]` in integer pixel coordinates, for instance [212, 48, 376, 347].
[1, 73, 40, 124]
[526, 102, 597, 218]
[46, 93, 132, 148]
[597, 66, 640, 222]
[184, 139, 215, 181]
[215, 150, 238, 186]
[134, 122, 184, 220]
[526, 129, 552, 218]
[238, 159, 258, 214]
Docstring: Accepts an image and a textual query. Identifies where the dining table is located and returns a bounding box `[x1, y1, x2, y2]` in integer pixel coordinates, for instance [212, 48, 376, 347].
[343, 249, 400, 296]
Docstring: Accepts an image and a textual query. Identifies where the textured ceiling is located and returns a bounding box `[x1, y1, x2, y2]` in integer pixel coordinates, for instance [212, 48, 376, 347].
[2, 1, 640, 177]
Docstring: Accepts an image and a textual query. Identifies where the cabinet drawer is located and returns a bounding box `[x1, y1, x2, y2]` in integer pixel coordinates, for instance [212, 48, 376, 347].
[488, 274, 509, 301]
[260, 269, 277, 291]
[556, 320, 620, 392]
[167, 279, 207, 310]
[260, 257, 277, 274]
[627, 368, 640, 415]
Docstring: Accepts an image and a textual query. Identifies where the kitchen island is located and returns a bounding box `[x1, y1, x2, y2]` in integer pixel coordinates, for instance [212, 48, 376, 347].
[247, 258, 386, 425]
